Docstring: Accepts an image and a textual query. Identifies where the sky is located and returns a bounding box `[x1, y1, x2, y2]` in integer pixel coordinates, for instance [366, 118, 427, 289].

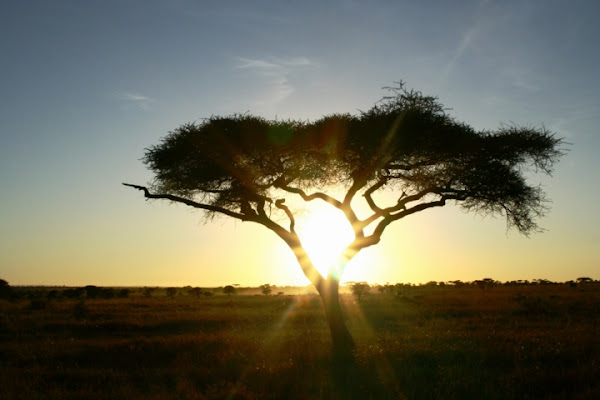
[1, 0, 598, 287]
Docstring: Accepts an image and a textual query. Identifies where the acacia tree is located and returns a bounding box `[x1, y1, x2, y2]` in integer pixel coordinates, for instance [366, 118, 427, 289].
[124, 82, 564, 359]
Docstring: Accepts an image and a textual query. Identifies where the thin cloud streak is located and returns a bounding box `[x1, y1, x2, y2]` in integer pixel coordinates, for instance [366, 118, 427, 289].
[441, 0, 492, 81]
[442, 25, 479, 80]
[117, 92, 155, 111]
[234, 56, 317, 110]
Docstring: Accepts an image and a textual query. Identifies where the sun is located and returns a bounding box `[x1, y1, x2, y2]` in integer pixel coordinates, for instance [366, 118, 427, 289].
[298, 206, 355, 278]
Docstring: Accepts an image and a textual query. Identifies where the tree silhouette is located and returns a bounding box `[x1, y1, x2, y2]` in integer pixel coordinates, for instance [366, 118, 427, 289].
[0, 279, 12, 300]
[349, 282, 370, 301]
[260, 283, 273, 296]
[223, 285, 236, 296]
[124, 82, 564, 360]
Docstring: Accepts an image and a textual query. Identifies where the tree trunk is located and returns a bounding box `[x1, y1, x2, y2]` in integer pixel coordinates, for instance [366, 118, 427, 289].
[317, 279, 355, 363]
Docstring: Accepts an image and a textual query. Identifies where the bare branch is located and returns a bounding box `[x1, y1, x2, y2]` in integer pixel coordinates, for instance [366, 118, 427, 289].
[366, 197, 448, 247]
[122, 183, 251, 221]
[363, 177, 387, 213]
[276, 182, 344, 209]
[357, 187, 434, 231]
[275, 199, 296, 233]
[343, 178, 366, 208]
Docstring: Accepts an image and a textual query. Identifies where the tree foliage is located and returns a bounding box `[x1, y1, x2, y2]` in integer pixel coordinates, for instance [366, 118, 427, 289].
[260, 284, 273, 296]
[139, 83, 562, 240]
[349, 282, 370, 301]
[0, 278, 12, 300]
[129, 83, 563, 288]
[223, 285, 236, 295]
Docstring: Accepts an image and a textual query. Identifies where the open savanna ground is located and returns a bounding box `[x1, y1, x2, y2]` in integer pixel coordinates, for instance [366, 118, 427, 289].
[1, 283, 599, 399]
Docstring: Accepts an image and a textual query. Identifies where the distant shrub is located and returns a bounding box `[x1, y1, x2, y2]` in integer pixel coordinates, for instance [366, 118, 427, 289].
[260, 284, 273, 296]
[142, 287, 154, 298]
[474, 278, 497, 290]
[223, 285, 236, 296]
[116, 289, 130, 298]
[0, 279, 13, 300]
[84, 285, 115, 299]
[350, 282, 370, 301]
[166, 287, 177, 298]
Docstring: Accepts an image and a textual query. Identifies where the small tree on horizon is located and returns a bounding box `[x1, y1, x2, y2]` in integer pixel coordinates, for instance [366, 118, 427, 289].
[349, 282, 370, 301]
[223, 285, 236, 296]
[124, 81, 564, 361]
[260, 283, 273, 296]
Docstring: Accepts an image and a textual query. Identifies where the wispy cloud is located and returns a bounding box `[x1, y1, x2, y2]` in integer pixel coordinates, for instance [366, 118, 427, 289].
[117, 92, 155, 111]
[442, 0, 493, 81]
[442, 25, 479, 79]
[234, 56, 317, 110]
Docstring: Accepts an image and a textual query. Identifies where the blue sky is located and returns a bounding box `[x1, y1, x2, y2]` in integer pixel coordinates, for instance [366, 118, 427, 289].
[1, 0, 598, 286]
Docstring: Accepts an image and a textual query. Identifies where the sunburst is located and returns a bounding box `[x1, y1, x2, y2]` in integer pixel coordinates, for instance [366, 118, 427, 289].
[298, 206, 355, 278]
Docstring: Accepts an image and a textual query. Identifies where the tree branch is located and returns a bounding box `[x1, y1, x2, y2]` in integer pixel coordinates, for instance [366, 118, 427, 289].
[275, 199, 296, 233]
[123, 183, 326, 289]
[364, 197, 448, 247]
[275, 182, 344, 209]
[253, 216, 324, 289]
[343, 178, 366, 208]
[122, 183, 252, 221]
[357, 187, 434, 231]
[363, 177, 387, 213]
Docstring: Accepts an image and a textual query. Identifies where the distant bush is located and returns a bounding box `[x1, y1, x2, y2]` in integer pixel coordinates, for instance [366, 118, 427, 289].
[223, 285, 236, 296]
[166, 287, 177, 298]
[474, 278, 498, 290]
[350, 282, 370, 301]
[0, 279, 13, 300]
[84, 285, 115, 299]
[260, 284, 273, 296]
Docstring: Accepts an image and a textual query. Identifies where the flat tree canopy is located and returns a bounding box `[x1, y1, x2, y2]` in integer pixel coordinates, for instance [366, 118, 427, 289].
[125, 82, 564, 358]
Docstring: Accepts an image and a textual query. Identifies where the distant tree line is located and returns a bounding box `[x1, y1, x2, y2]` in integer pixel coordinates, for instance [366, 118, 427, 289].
[373, 277, 598, 295]
[0, 278, 597, 303]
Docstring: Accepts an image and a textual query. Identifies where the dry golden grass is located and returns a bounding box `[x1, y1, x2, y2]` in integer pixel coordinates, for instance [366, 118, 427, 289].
[0, 284, 598, 399]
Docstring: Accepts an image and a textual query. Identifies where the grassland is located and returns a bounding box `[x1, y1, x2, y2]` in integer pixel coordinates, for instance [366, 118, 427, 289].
[0, 283, 599, 399]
